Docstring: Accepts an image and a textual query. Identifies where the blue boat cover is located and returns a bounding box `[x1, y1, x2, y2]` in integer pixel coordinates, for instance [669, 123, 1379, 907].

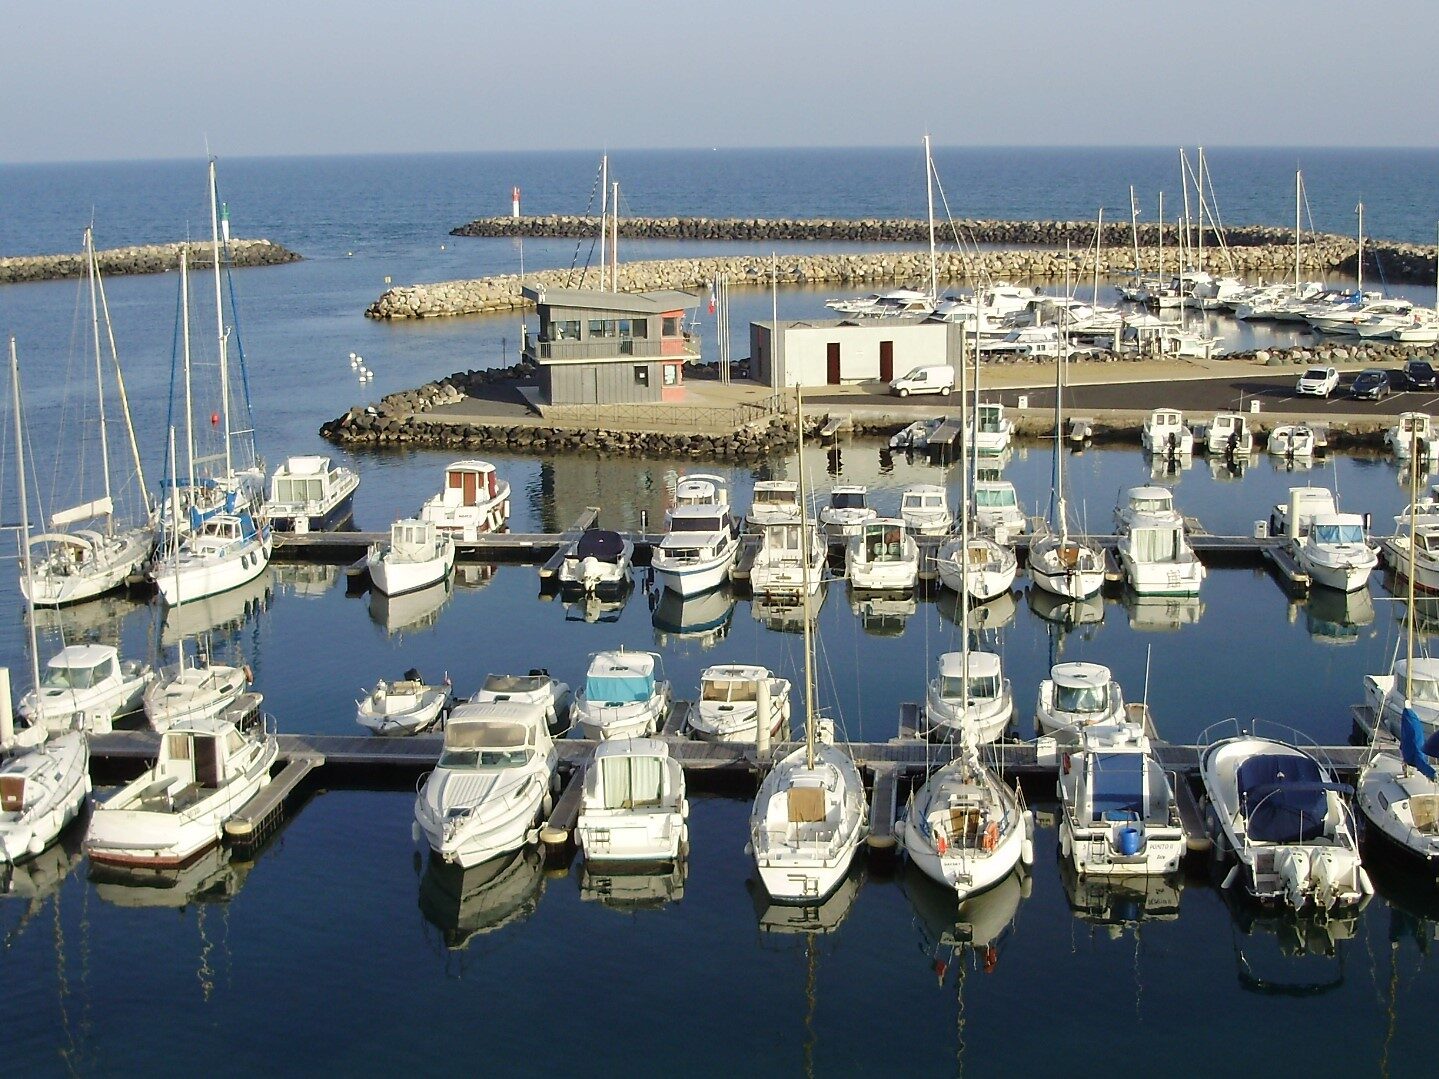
[1091, 752, 1144, 822]
[1237, 753, 1330, 844]
[586, 673, 654, 705]
[576, 530, 624, 562]
[1405, 710, 1438, 780]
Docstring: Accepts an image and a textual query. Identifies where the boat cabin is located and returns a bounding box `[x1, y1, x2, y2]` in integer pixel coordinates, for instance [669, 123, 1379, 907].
[1309, 514, 1369, 548]
[901, 486, 948, 517]
[974, 402, 1007, 435]
[934, 651, 1003, 703]
[584, 653, 659, 708]
[148, 719, 254, 810]
[927, 767, 1005, 853]
[828, 487, 869, 512]
[39, 644, 121, 692]
[439, 707, 541, 770]
[749, 480, 800, 520]
[700, 665, 768, 706]
[438, 461, 502, 508]
[1209, 412, 1252, 451]
[859, 521, 909, 564]
[269, 456, 344, 509]
[585, 738, 679, 811]
[389, 518, 440, 558]
[1050, 663, 1118, 719]
[1146, 409, 1186, 437]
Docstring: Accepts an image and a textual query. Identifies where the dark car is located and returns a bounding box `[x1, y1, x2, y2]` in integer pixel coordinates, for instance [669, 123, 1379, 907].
[1351, 368, 1392, 400]
[1402, 359, 1438, 390]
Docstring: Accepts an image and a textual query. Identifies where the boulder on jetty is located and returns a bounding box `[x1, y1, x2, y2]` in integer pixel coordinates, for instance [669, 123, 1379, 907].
[0, 238, 301, 285]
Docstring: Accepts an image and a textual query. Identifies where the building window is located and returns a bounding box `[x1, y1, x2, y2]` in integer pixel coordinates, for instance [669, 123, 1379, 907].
[663, 315, 681, 337]
[631, 318, 648, 339]
[588, 319, 613, 338]
[550, 319, 581, 341]
[634, 365, 649, 386]
[662, 364, 678, 386]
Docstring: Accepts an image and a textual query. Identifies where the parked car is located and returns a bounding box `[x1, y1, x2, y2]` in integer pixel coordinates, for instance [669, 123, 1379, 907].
[1402, 359, 1438, 390]
[1350, 368, 1392, 400]
[889, 364, 954, 398]
[1295, 366, 1339, 398]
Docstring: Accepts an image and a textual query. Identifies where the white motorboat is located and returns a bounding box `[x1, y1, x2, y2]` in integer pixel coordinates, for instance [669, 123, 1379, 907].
[413, 700, 557, 868]
[1205, 412, 1253, 456]
[899, 484, 952, 537]
[143, 651, 249, 733]
[901, 746, 1034, 900]
[419, 460, 511, 541]
[575, 737, 688, 864]
[1362, 658, 1439, 743]
[356, 670, 452, 736]
[1268, 486, 1337, 544]
[820, 486, 877, 539]
[1268, 424, 1318, 459]
[746, 480, 802, 529]
[651, 476, 740, 597]
[979, 324, 1067, 358]
[469, 670, 574, 736]
[923, 651, 1013, 745]
[1117, 522, 1206, 596]
[1200, 724, 1370, 910]
[968, 402, 1013, 454]
[0, 732, 90, 867]
[573, 651, 671, 741]
[85, 707, 278, 867]
[1294, 512, 1378, 593]
[17, 644, 152, 735]
[934, 534, 1016, 603]
[971, 480, 1026, 540]
[367, 518, 455, 596]
[1113, 485, 1184, 533]
[889, 418, 942, 451]
[264, 454, 358, 532]
[845, 519, 919, 591]
[1386, 413, 1439, 462]
[151, 509, 273, 607]
[824, 287, 934, 318]
[749, 519, 826, 597]
[691, 664, 791, 743]
[1381, 523, 1439, 593]
[1058, 720, 1184, 877]
[1308, 298, 1413, 336]
[1141, 408, 1194, 457]
[1035, 662, 1131, 740]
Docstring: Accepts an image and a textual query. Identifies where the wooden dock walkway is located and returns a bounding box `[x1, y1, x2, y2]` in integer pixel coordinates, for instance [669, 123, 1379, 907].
[536, 507, 602, 581]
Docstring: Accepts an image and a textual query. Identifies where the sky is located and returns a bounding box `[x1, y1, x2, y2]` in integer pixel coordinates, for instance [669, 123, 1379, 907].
[3, 0, 1436, 163]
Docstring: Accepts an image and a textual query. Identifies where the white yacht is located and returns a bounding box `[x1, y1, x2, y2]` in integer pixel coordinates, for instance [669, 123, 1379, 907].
[85, 707, 278, 867]
[746, 480, 802, 529]
[1362, 657, 1439, 743]
[17, 644, 151, 735]
[748, 519, 826, 597]
[968, 402, 1013, 454]
[1268, 424, 1318, 460]
[556, 529, 632, 595]
[690, 664, 791, 743]
[356, 670, 452, 736]
[1205, 412, 1253, 456]
[1294, 512, 1377, 593]
[934, 534, 1017, 603]
[573, 651, 671, 741]
[469, 671, 574, 737]
[413, 699, 556, 868]
[1117, 521, 1205, 596]
[575, 737, 688, 864]
[971, 480, 1026, 540]
[1386, 413, 1439, 462]
[651, 476, 740, 597]
[143, 652, 249, 733]
[820, 485, 876, 540]
[824, 287, 934, 318]
[1200, 725, 1370, 910]
[1058, 720, 1184, 877]
[1036, 662, 1130, 740]
[1030, 346, 1104, 600]
[923, 651, 1013, 744]
[264, 454, 359, 532]
[1380, 523, 1439, 594]
[899, 484, 952, 537]
[1141, 408, 1194, 457]
[367, 518, 455, 596]
[419, 460, 511, 541]
[151, 509, 272, 607]
[845, 519, 919, 591]
[1113, 486, 1184, 533]
[0, 732, 90, 867]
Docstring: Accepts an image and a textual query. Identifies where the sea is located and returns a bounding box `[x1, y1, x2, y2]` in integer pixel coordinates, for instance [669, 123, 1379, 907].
[3, 148, 1439, 1077]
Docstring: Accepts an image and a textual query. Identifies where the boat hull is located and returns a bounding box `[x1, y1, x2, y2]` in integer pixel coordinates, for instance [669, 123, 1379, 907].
[154, 531, 273, 606]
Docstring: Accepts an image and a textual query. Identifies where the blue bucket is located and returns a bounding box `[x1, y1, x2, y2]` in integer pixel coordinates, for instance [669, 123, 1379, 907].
[1116, 826, 1143, 856]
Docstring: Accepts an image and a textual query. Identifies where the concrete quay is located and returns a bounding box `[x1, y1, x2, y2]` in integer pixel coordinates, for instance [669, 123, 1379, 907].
[0, 238, 302, 284]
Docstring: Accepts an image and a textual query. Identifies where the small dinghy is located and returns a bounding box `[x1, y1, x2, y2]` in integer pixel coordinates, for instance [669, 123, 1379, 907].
[575, 737, 689, 864]
[356, 669, 452, 736]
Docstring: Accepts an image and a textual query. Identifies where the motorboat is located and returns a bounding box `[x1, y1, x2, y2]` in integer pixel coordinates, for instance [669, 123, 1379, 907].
[573, 651, 671, 741]
[979, 325, 1067, 358]
[1294, 512, 1378, 593]
[1117, 522, 1205, 596]
[746, 480, 802, 529]
[85, 706, 278, 867]
[1357, 721, 1439, 873]
[356, 670, 452, 736]
[0, 732, 90, 866]
[1268, 424, 1318, 460]
[889, 418, 942, 452]
[1386, 413, 1439, 462]
[1205, 412, 1253, 457]
[1141, 408, 1194, 458]
[413, 699, 557, 868]
[845, 519, 919, 591]
[824, 287, 934, 318]
[469, 671, 573, 737]
[419, 460, 510, 541]
[923, 651, 1013, 745]
[574, 737, 689, 864]
[264, 454, 358, 532]
[968, 402, 1013, 454]
[555, 529, 632, 595]
[819, 485, 876, 540]
[1199, 723, 1370, 910]
[1380, 522, 1439, 593]
[1113, 485, 1184, 533]
[690, 664, 791, 743]
[1267, 486, 1336, 544]
[899, 484, 952, 537]
[367, 518, 455, 596]
[151, 509, 272, 606]
[651, 475, 740, 597]
[1035, 662, 1131, 740]
[1308, 297, 1413, 336]
[748, 519, 825, 597]
[1362, 658, 1439, 743]
[901, 745, 1034, 900]
[934, 533, 1017, 603]
[1058, 720, 1184, 877]
[143, 651, 249, 733]
[971, 480, 1026, 540]
[17, 644, 152, 735]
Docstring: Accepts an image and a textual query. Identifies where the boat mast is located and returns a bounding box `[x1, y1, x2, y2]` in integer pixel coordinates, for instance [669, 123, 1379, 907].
[1092, 207, 1103, 307]
[1054, 250, 1068, 540]
[795, 384, 817, 770]
[1403, 421, 1419, 772]
[1157, 191, 1165, 282]
[10, 338, 46, 732]
[959, 299, 973, 725]
[611, 180, 619, 293]
[1356, 202, 1365, 294]
[1179, 149, 1193, 272]
[1295, 170, 1303, 291]
[1129, 185, 1141, 277]
[181, 249, 196, 492]
[208, 160, 233, 480]
[84, 229, 114, 533]
[1196, 147, 1206, 274]
[92, 240, 151, 519]
[598, 155, 609, 292]
[924, 134, 938, 305]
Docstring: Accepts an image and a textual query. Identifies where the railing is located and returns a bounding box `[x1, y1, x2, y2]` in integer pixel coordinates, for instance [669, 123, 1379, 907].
[523, 332, 700, 363]
[545, 393, 786, 433]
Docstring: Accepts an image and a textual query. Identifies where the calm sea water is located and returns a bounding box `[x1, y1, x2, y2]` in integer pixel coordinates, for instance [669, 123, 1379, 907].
[5, 151, 1439, 1076]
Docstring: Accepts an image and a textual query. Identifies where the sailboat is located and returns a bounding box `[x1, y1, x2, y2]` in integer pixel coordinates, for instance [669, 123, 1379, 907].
[749, 387, 867, 903]
[1027, 308, 1104, 599]
[22, 228, 154, 607]
[1, 338, 92, 867]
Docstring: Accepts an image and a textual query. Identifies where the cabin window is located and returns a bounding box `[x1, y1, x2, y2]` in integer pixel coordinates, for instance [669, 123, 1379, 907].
[167, 733, 192, 761]
[1056, 683, 1109, 714]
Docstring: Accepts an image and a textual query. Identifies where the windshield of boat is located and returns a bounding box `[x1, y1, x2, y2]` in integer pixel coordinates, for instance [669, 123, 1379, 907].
[1409, 677, 1439, 703]
[702, 677, 759, 703]
[976, 406, 1001, 433]
[975, 488, 1015, 508]
[586, 673, 655, 705]
[939, 674, 1000, 700]
[762, 524, 804, 552]
[754, 489, 794, 506]
[439, 747, 531, 769]
[1313, 523, 1366, 545]
[440, 719, 532, 768]
[1131, 496, 1171, 515]
[40, 660, 108, 690]
[831, 492, 866, 510]
[671, 515, 724, 533]
[1055, 682, 1110, 714]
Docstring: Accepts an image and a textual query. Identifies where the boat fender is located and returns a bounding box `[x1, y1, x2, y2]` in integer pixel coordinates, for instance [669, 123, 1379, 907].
[1221, 864, 1239, 891]
[983, 945, 998, 974]
[526, 827, 540, 846]
[1358, 866, 1374, 896]
[1059, 824, 1071, 859]
[411, 821, 421, 844]
[1021, 837, 1034, 866]
[242, 664, 254, 684]
[981, 822, 999, 852]
[27, 834, 44, 856]
[936, 834, 949, 856]
[743, 842, 753, 857]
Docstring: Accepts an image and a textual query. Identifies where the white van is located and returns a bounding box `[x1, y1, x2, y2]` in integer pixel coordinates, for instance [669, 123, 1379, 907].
[889, 364, 954, 398]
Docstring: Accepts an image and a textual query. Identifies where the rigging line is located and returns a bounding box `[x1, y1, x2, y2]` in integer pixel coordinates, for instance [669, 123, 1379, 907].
[220, 238, 259, 457]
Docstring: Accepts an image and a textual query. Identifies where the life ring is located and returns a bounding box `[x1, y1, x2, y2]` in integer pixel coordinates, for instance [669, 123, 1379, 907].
[242, 664, 254, 684]
[981, 822, 999, 852]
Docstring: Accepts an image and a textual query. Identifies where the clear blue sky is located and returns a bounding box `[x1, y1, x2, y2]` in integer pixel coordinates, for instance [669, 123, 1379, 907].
[4, 0, 1434, 163]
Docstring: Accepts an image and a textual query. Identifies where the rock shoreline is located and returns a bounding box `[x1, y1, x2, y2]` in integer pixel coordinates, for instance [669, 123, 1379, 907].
[0, 239, 302, 285]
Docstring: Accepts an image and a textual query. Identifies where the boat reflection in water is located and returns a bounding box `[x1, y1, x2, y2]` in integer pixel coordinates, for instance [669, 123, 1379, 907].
[454, 563, 497, 592]
[1058, 856, 1182, 934]
[650, 586, 735, 651]
[1208, 454, 1250, 482]
[1296, 585, 1376, 646]
[563, 578, 633, 624]
[1147, 450, 1192, 483]
[750, 582, 827, 635]
[272, 562, 340, 599]
[29, 591, 147, 641]
[418, 847, 546, 950]
[368, 576, 453, 638]
[88, 843, 252, 909]
[1225, 886, 1369, 995]
[1393, 589, 1439, 638]
[747, 861, 865, 938]
[580, 858, 688, 911]
[1, 819, 85, 908]
[1027, 586, 1105, 634]
[937, 587, 1018, 632]
[162, 568, 274, 645]
[848, 586, 916, 638]
[1121, 591, 1206, 632]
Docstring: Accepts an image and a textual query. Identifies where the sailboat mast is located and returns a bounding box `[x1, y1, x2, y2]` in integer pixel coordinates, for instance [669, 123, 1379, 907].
[795, 385, 817, 770]
[181, 249, 196, 490]
[1295, 170, 1303, 291]
[1157, 192, 1165, 281]
[1196, 147, 1206, 272]
[924, 134, 938, 305]
[1054, 252, 1067, 538]
[959, 304, 972, 701]
[1129, 185, 1140, 275]
[208, 160, 233, 479]
[1407, 421, 1418, 706]
[84, 228, 114, 531]
[598, 156, 609, 292]
[92, 249, 151, 517]
[10, 338, 45, 730]
[611, 181, 619, 293]
[1356, 202, 1365, 294]
[1092, 207, 1103, 307]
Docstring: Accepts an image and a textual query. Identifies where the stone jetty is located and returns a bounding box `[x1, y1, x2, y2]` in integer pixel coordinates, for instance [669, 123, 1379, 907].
[0, 238, 302, 285]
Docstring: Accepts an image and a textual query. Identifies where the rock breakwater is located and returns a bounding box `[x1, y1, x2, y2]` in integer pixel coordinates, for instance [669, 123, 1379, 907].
[0, 239, 301, 285]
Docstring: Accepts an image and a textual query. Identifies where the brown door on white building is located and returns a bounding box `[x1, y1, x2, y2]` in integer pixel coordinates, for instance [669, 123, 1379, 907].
[879, 341, 894, 382]
[826, 343, 841, 385]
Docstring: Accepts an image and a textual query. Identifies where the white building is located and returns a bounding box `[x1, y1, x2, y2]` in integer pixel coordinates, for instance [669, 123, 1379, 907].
[749, 317, 964, 389]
